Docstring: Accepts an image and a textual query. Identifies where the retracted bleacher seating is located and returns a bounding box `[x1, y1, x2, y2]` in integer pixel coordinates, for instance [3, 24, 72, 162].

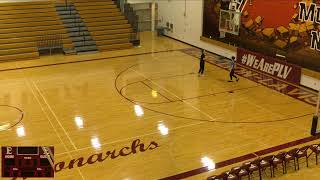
[74, 0, 133, 51]
[0, 1, 73, 61]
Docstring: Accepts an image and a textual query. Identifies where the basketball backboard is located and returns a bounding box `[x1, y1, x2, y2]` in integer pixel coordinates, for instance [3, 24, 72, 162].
[219, 9, 241, 37]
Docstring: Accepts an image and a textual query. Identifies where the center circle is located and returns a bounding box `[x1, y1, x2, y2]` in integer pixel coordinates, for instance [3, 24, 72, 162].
[0, 105, 23, 131]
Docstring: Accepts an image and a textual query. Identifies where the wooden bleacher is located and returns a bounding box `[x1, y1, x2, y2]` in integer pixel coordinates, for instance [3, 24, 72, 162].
[0, 1, 73, 61]
[74, 0, 133, 51]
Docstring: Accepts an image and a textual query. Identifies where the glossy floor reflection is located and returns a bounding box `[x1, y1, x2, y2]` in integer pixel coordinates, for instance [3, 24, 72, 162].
[0, 32, 318, 180]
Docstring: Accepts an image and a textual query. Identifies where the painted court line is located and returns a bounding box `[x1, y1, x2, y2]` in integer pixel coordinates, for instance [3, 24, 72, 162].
[181, 48, 316, 94]
[116, 63, 313, 124]
[0, 49, 184, 73]
[11, 48, 316, 179]
[55, 121, 206, 156]
[180, 48, 318, 107]
[160, 134, 320, 180]
[113, 52, 315, 178]
[160, 154, 257, 180]
[158, 48, 319, 179]
[122, 80, 260, 105]
[140, 80, 174, 102]
[129, 68, 223, 123]
[30, 79, 78, 151]
[19, 68, 86, 180]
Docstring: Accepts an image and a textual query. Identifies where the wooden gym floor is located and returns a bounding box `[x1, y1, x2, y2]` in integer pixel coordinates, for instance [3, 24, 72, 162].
[0, 32, 319, 180]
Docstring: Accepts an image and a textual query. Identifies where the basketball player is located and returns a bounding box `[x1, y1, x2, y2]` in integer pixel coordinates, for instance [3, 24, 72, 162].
[229, 56, 239, 82]
[198, 49, 205, 76]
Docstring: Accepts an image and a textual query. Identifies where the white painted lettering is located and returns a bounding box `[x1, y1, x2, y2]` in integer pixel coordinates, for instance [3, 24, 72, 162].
[268, 64, 274, 74]
[246, 54, 256, 66]
[5, 155, 14, 158]
[263, 63, 269, 72]
[6, 147, 12, 154]
[272, 63, 281, 75]
[277, 65, 284, 78]
[257, 58, 264, 71]
[282, 66, 292, 79]
[253, 59, 259, 68]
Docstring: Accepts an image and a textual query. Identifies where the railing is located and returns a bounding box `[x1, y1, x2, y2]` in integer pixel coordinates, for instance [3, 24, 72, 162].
[37, 34, 63, 55]
[114, 0, 125, 13]
[123, 3, 140, 46]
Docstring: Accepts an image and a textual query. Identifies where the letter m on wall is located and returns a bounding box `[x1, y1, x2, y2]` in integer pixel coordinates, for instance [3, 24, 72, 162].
[310, 31, 320, 51]
[299, 2, 316, 21]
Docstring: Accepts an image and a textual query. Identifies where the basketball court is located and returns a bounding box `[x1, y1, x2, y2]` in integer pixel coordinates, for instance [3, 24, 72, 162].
[0, 31, 319, 179]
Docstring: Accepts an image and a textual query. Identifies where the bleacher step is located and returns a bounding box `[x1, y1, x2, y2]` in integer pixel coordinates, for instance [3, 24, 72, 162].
[73, 40, 96, 47]
[82, 15, 124, 22]
[67, 27, 88, 33]
[0, 47, 36, 56]
[75, 1, 114, 5]
[62, 19, 83, 24]
[71, 36, 93, 42]
[57, 10, 78, 15]
[85, 20, 128, 26]
[0, 52, 39, 61]
[88, 24, 131, 31]
[55, 6, 76, 11]
[75, 45, 98, 52]
[64, 23, 85, 28]
[0, 42, 35, 50]
[56, 4, 98, 54]
[68, 31, 90, 37]
[77, 50, 99, 55]
[63, 48, 77, 55]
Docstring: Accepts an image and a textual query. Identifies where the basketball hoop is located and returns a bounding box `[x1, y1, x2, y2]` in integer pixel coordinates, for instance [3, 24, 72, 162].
[219, 9, 241, 36]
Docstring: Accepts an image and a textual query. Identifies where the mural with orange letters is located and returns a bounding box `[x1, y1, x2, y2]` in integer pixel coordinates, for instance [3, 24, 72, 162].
[202, 0, 320, 71]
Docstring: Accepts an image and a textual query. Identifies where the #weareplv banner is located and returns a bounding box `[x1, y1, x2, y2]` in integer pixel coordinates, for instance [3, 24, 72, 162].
[237, 48, 302, 84]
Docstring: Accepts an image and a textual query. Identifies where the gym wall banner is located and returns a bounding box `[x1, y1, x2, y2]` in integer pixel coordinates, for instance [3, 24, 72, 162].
[237, 48, 302, 84]
[202, 0, 320, 70]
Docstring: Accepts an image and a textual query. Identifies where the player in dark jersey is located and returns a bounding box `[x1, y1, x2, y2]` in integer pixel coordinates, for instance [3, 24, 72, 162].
[198, 49, 205, 76]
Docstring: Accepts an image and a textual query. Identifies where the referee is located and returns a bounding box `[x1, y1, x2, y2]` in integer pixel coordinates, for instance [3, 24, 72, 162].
[229, 56, 239, 82]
